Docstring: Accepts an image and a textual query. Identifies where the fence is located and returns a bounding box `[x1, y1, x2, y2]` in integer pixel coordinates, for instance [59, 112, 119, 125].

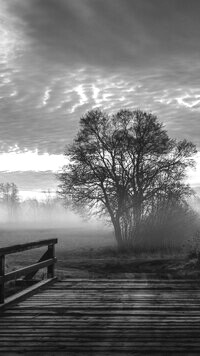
[0, 238, 57, 308]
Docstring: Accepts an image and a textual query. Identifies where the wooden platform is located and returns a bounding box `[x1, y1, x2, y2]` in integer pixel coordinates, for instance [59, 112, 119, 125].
[1, 279, 200, 355]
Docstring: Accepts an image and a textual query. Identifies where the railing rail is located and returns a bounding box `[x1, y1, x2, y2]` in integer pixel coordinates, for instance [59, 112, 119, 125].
[0, 238, 57, 307]
[0, 239, 57, 256]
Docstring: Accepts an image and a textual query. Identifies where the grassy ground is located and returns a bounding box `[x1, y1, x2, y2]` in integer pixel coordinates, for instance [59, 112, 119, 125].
[1, 227, 199, 286]
[56, 249, 200, 280]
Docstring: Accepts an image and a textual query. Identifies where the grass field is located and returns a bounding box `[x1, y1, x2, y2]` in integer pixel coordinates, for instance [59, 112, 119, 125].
[0, 225, 199, 285]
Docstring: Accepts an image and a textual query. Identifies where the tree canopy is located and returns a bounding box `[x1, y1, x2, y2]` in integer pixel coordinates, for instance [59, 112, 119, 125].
[58, 109, 197, 249]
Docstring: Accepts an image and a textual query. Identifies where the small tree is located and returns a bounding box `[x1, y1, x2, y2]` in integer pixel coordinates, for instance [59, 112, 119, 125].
[0, 182, 19, 220]
[58, 109, 197, 249]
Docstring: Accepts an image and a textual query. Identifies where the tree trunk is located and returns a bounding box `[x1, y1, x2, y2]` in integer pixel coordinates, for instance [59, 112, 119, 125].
[113, 219, 126, 250]
[134, 203, 143, 239]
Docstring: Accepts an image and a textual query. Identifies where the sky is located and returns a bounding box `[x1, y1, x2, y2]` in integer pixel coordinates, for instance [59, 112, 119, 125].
[0, 0, 200, 200]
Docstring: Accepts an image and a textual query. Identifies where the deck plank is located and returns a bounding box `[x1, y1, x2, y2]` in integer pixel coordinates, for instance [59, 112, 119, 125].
[1, 279, 200, 354]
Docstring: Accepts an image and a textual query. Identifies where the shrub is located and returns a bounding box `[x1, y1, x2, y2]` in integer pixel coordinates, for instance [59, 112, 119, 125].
[186, 230, 200, 261]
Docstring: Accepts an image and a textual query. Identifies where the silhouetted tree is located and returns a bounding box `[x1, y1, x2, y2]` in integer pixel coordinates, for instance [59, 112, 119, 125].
[58, 109, 197, 249]
[23, 198, 39, 221]
[0, 182, 19, 220]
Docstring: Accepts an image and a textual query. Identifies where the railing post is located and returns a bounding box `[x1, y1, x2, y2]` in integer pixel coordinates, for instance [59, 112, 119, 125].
[47, 244, 55, 279]
[0, 255, 5, 304]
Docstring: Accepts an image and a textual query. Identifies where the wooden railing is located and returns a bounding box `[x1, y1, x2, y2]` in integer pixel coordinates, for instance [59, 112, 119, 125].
[0, 239, 57, 309]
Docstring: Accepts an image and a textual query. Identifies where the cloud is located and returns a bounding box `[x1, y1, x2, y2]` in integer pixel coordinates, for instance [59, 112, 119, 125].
[0, 149, 67, 172]
[0, 0, 200, 155]
[0, 170, 57, 193]
[1, 0, 200, 196]
[4, 0, 200, 69]
[1, 65, 200, 155]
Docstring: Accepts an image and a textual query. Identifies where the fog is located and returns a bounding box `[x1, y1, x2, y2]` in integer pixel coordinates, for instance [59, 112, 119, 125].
[0, 195, 199, 254]
[0, 196, 115, 252]
[0, 200, 104, 229]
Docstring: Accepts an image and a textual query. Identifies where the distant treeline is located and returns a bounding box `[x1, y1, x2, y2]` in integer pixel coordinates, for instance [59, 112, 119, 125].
[0, 182, 70, 224]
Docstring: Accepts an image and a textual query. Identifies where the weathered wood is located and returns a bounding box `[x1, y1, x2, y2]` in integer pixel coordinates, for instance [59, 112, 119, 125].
[0, 239, 57, 308]
[0, 238, 57, 256]
[0, 278, 57, 311]
[0, 258, 57, 284]
[1, 279, 200, 354]
[24, 249, 50, 281]
[47, 244, 55, 278]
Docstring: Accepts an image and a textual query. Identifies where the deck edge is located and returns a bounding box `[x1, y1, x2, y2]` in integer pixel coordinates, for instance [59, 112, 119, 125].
[0, 277, 57, 312]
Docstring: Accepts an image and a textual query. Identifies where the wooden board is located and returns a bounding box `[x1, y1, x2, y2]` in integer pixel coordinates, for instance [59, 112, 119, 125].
[0, 238, 57, 256]
[1, 278, 200, 354]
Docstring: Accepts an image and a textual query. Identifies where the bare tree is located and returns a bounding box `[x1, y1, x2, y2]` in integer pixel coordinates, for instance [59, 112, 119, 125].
[0, 182, 19, 220]
[58, 109, 197, 249]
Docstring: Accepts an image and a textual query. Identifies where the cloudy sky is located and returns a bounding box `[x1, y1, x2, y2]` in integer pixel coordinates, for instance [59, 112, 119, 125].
[0, 0, 200, 199]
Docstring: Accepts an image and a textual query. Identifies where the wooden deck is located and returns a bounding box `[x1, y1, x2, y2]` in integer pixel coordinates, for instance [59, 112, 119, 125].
[1, 278, 200, 355]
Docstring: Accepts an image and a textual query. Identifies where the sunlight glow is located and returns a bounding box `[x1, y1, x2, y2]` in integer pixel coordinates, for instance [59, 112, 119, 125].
[42, 87, 51, 106]
[186, 153, 200, 187]
[0, 4, 25, 65]
[19, 190, 56, 201]
[0, 150, 67, 172]
[176, 93, 200, 110]
[71, 84, 88, 113]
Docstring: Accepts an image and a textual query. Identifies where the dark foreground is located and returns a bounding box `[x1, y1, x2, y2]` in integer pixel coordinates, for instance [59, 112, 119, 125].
[1, 278, 200, 355]
[2, 227, 199, 280]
